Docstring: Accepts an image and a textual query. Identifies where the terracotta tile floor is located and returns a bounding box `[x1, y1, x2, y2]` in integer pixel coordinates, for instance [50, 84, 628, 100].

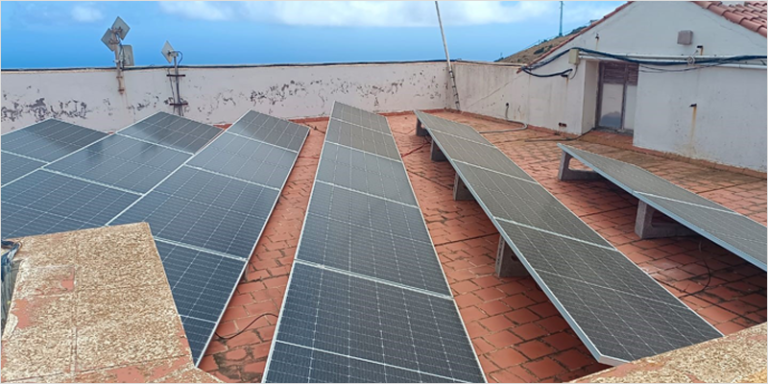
[202, 112, 766, 383]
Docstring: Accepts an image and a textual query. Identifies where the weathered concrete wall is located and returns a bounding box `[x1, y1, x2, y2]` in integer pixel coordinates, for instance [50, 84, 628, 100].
[1, 62, 450, 133]
[453, 62, 589, 136]
[454, 1, 767, 171]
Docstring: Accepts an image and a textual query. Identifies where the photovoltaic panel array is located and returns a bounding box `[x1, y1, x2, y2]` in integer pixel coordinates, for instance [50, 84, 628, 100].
[415, 111, 722, 365]
[1, 113, 220, 240]
[119, 112, 222, 153]
[264, 102, 485, 383]
[1, 111, 308, 365]
[559, 144, 767, 271]
[111, 110, 309, 363]
[1, 119, 108, 185]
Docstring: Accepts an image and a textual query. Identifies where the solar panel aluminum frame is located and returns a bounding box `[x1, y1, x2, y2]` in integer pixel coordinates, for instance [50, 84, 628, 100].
[104, 111, 309, 365]
[263, 101, 487, 383]
[418, 113, 722, 366]
[559, 144, 767, 272]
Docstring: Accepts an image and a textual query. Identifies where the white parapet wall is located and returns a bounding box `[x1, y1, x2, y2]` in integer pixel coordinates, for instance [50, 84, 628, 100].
[1, 61, 451, 133]
[1, 55, 765, 172]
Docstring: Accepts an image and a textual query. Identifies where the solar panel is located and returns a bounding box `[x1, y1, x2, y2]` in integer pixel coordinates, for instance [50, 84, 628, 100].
[1, 170, 139, 239]
[45, 135, 190, 193]
[227, 111, 308, 151]
[110, 168, 278, 258]
[331, 102, 390, 134]
[266, 104, 484, 383]
[307, 183, 430, 243]
[267, 342, 462, 383]
[118, 112, 222, 153]
[416, 111, 722, 365]
[560, 144, 767, 271]
[156, 240, 247, 359]
[267, 264, 484, 383]
[298, 212, 449, 295]
[1, 152, 46, 186]
[326, 118, 401, 161]
[188, 132, 296, 188]
[415, 111, 487, 145]
[317, 143, 418, 205]
[454, 162, 610, 246]
[1, 119, 107, 162]
[538, 271, 723, 362]
[110, 112, 308, 364]
[430, 130, 533, 181]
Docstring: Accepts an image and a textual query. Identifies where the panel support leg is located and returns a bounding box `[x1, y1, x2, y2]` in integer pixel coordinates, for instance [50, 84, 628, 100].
[635, 201, 696, 239]
[496, 237, 529, 278]
[453, 173, 474, 201]
[416, 120, 430, 137]
[430, 140, 447, 162]
[558, 152, 603, 181]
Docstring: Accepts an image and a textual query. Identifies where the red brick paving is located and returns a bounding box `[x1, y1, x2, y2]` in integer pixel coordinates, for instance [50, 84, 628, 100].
[202, 112, 766, 383]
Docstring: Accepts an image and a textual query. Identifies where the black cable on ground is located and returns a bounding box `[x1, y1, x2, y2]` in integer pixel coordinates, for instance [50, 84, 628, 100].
[215, 313, 279, 341]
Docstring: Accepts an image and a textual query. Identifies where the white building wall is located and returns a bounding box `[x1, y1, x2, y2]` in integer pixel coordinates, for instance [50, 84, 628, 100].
[634, 66, 767, 172]
[454, 1, 767, 171]
[1, 62, 450, 133]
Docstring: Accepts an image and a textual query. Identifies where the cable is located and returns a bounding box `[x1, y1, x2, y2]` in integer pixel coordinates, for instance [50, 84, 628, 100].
[521, 67, 572, 78]
[523, 47, 766, 76]
[524, 130, 589, 142]
[401, 138, 431, 158]
[677, 240, 714, 298]
[215, 312, 279, 340]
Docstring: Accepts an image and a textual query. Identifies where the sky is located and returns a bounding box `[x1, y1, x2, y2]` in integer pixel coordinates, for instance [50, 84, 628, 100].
[1, 1, 624, 69]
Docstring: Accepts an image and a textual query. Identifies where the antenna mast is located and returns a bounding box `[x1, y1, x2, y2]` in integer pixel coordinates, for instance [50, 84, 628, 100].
[435, 1, 461, 111]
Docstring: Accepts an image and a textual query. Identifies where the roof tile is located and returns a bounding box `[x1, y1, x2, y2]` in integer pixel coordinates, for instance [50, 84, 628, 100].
[697, 1, 768, 35]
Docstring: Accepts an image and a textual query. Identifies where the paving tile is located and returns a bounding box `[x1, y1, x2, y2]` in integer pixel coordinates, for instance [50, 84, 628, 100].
[517, 340, 556, 360]
[487, 348, 529, 369]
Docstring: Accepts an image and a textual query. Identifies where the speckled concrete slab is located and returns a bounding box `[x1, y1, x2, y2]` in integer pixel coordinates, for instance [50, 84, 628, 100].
[1, 223, 221, 383]
[574, 323, 767, 383]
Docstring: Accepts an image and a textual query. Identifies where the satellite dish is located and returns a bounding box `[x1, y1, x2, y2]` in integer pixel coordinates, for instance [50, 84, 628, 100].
[161, 41, 177, 64]
[111, 16, 130, 40]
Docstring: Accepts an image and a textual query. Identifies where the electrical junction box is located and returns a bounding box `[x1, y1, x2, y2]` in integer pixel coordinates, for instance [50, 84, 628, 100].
[678, 30, 694, 45]
[568, 48, 580, 65]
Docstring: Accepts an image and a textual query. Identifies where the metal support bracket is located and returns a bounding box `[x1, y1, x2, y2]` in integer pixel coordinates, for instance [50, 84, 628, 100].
[416, 120, 430, 137]
[635, 201, 696, 239]
[430, 140, 447, 162]
[453, 173, 474, 201]
[558, 151, 603, 181]
[496, 237, 529, 277]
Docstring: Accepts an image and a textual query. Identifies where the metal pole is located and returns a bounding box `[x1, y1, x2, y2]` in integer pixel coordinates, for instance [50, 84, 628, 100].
[435, 1, 460, 111]
[559, 1, 564, 37]
[173, 55, 183, 116]
[114, 31, 125, 93]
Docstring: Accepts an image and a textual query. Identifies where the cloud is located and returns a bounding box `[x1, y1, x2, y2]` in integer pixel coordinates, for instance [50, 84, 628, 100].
[71, 4, 104, 23]
[159, 1, 235, 21]
[157, 1, 589, 27]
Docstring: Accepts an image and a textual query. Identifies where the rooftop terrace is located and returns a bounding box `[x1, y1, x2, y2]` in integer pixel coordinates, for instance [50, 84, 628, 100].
[190, 111, 766, 383]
